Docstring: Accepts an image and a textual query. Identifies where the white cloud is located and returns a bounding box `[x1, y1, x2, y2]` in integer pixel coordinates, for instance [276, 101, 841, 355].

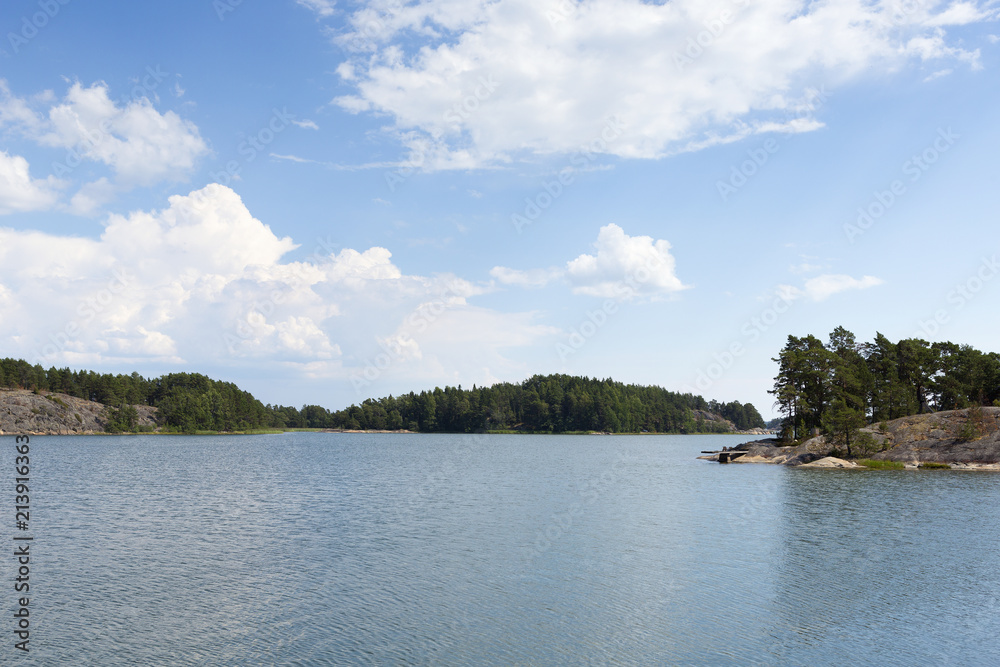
[0, 184, 550, 389]
[0, 151, 62, 214]
[0, 82, 44, 133]
[0, 79, 208, 213]
[292, 119, 320, 130]
[67, 177, 117, 216]
[271, 153, 321, 164]
[923, 68, 954, 82]
[779, 274, 884, 302]
[789, 261, 824, 275]
[490, 266, 561, 289]
[39, 82, 208, 185]
[924, 2, 993, 26]
[491, 224, 687, 299]
[566, 224, 687, 299]
[333, 0, 996, 169]
[298, 0, 336, 17]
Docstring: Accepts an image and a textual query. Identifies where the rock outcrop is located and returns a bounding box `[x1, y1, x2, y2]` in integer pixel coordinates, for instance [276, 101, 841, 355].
[864, 408, 1000, 464]
[0, 389, 158, 435]
[706, 407, 1000, 466]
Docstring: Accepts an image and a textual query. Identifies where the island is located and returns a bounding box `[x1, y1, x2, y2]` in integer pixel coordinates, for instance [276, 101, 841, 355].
[699, 327, 1000, 469]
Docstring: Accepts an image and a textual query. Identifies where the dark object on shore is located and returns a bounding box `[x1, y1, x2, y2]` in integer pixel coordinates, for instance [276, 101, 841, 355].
[702, 441, 758, 463]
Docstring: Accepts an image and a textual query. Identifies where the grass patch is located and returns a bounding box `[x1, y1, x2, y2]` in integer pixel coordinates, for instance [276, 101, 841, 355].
[46, 394, 69, 408]
[858, 459, 904, 469]
[919, 462, 952, 469]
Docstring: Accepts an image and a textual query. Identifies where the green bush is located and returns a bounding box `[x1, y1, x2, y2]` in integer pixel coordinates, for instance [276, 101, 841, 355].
[957, 406, 985, 442]
[858, 459, 904, 469]
[919, 462, 952, 469]
[46, 394, 69, 408]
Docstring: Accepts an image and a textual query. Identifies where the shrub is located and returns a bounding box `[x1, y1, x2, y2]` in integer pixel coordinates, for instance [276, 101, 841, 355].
[919, 462, 952, 469]
[852, 432, 885, 458]
[858, 459, 904, 469]
[957, 406, 985, 442]
[46, 394, 69, 408]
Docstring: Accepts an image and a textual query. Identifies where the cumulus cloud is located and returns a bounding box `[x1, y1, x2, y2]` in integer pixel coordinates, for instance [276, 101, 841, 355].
[566, 224, 687, 299]
[0, 79, 208, 213]
[780, 274, 884, 302]
[333, 0, 996, 169]
[0, 151, 62, 214]
[67, 178, 117, 216]
[491, 223, 687, 300]
[38, 82, 208, 185]
[0, 184, 550, 387]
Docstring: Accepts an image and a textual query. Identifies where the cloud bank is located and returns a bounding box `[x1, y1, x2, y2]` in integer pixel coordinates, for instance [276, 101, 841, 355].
[332, 0, 994, 169]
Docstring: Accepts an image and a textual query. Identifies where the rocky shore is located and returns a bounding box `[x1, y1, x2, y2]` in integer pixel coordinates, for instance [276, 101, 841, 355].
[699, 407, 1000, 468]
[0, 388, 158, 435]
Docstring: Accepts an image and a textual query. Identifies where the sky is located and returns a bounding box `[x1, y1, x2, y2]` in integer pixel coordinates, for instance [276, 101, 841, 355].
[0, 0, 998, 417]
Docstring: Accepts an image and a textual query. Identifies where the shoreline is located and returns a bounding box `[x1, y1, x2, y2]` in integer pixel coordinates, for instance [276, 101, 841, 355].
[698, 408, 1000, 469]
[5, 428, 775, 437]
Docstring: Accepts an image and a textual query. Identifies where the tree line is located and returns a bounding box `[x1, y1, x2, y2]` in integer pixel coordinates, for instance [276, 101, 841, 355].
[0, 359, 271, 432]
[0, 360, 764, 434]
[770, 328, 1000, 452]
[324, 374, 765, 433]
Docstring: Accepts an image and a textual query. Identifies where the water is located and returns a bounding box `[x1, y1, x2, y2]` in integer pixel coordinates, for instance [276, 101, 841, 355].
[14, 433, 1000, 665]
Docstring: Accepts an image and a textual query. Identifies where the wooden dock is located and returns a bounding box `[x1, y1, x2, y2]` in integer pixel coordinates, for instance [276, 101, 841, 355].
[700, 449, 749, 463]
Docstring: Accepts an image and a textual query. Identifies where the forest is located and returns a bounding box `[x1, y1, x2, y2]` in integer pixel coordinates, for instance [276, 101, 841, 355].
[0, 359, 272, 432]
[324, 374, 765, 434]
[0, 359, 763, 434]
[771, 327, 1000, 446]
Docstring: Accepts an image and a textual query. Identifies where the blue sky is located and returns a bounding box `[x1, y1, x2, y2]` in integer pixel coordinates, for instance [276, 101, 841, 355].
[1, 0, 998, 416]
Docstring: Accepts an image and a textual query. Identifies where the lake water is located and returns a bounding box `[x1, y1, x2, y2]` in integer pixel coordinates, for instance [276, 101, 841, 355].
[16, 432, 1000, 665]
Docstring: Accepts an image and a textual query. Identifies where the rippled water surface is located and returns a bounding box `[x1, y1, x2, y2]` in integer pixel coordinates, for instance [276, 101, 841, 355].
[21, 433, 1000, 664]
